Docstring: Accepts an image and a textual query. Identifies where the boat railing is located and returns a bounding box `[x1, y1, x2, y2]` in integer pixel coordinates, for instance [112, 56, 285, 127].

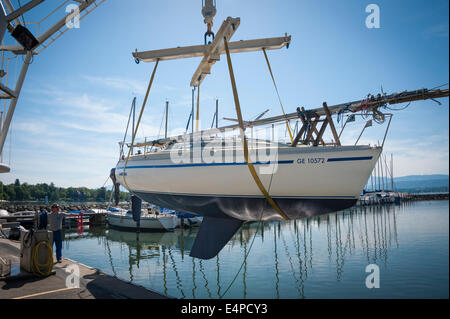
[119, 110, 393, 160]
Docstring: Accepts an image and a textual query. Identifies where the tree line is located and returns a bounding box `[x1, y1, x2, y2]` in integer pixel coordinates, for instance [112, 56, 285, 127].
[0, 179, 129, 202]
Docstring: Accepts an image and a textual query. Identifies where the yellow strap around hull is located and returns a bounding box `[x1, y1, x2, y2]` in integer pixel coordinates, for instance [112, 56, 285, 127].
[224, 37, 289, 221]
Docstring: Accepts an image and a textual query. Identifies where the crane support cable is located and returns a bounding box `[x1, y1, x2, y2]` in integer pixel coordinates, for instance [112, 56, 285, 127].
[122, 59, 160, 191]
[224, 37, 289, 221]
[262, 48, 294, 144]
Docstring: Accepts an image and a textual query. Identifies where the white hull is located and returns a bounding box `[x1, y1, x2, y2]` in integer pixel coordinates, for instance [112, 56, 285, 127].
[107, 212, 178, 231]
[116, 144, 382, 221]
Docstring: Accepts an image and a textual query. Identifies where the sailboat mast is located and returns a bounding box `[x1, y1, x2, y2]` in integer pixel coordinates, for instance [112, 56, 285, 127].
[192, 88, 195, 135]
[380, 154, 385, 192]
[132, 100, 136, 155]
[384, 154, 389, 192]
[391, 153, 394, 192]
[216, 99, 219, 129]
[0, 112, 2, 163]
[375, 157, 380, 191]
[165, 100, 169, 139]
[371, 168, 375, 192]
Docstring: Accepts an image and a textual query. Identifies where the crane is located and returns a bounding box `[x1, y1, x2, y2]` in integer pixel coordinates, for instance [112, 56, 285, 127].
[0, 0, 106, 173]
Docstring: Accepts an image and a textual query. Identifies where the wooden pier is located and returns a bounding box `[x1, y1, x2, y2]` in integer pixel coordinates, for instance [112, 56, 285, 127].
[0, 238, 170, 299]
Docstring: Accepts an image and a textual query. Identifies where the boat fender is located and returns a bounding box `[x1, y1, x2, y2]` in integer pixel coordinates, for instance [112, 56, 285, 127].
[131, 195, 142, 222]
[110, 168, 120, 206]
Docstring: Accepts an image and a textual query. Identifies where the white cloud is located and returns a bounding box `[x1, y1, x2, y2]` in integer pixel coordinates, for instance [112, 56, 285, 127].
[82, 75, 148, 95]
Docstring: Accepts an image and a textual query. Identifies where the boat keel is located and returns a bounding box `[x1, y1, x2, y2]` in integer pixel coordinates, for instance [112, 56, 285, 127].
[189, 216, 244, 260]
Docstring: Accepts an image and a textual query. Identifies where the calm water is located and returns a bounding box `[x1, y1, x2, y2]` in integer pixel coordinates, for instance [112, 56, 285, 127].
[61, 200, 449, 299]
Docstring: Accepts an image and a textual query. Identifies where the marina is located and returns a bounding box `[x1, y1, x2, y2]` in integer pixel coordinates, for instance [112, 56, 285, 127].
[41, 200, 450, 298]
[0, 0, 448, 303]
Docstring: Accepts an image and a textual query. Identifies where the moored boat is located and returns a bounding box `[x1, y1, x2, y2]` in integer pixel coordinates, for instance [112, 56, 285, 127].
[159, 207, 203, 228]
[107, 210, 178, 232]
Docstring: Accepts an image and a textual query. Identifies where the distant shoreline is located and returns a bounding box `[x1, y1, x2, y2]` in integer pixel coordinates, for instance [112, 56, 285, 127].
[1, 193, 448, 214]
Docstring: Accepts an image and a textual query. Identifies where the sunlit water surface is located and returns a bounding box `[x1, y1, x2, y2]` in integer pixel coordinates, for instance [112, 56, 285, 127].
[62, 200, 449, 299]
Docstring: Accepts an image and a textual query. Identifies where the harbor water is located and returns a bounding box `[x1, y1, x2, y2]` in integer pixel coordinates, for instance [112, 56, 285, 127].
[61, 200, 449, 299]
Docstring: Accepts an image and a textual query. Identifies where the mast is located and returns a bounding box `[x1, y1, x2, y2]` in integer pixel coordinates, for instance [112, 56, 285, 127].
[0, 111, 2, 162]
[192, 88, 195, 135]
[380, 154, 385, 192]
[215, 99, 219, 129]
[165, 100, 169, 139]
[384, 154, 389, 192]
[132, 100, 135, 155]
[377, 156, 381, 192]
[391, 153, 395, 192]
[371, 166, 375, 192]
[210, 98, 219, 129]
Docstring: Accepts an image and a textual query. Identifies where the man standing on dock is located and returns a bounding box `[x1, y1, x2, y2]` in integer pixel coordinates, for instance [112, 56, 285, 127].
[47, 203, 64, 263]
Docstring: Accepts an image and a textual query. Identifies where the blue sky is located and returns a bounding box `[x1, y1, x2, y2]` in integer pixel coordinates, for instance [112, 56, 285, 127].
[0, 0, 448, 188]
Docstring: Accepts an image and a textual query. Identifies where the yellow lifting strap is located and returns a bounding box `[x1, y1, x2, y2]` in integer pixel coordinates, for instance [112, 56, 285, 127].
[223, 37, 289, 221]
[195, 85, 200, 132]
[122, 59, 160, 190]
[262, 48, 294, 144]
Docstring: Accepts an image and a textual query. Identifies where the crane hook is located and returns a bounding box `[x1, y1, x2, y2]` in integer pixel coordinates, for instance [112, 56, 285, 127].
[204, 30, 215, 45]
[202, 0, 216, 44]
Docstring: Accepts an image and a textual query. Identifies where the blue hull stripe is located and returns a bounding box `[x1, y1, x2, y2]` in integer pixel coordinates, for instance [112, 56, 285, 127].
[327, 156, 373, 162]
[135, 190, 356, 199]
[117, 160, 294, 170]
[117, 156, 372, 170]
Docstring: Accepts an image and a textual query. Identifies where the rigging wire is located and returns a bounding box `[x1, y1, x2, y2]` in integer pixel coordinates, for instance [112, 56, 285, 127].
[383, 101, 412, 111]
[17, 0, 26, 26]
[430, 83, 448, 90]
[219, 37, 289, 298]
[262, 48, 294, 144]
[219, 158, 277, 298]
[122, 59, 159, 193]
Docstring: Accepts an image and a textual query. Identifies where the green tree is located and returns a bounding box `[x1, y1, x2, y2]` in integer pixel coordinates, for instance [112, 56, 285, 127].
[4, 184, 15, 200]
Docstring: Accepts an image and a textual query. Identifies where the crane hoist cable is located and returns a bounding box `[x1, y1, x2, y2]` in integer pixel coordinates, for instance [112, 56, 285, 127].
[122, 59, 160, 192]
[262, 48, 294, 144]
[224, 36, 289, 221]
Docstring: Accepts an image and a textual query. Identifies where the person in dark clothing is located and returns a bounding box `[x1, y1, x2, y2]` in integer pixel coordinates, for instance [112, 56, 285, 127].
[47, 203, 65, 263]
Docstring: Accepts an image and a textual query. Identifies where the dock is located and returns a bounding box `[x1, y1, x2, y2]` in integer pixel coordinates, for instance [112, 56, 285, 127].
[0, 238, 171, 299]
[0, 203, 127, 228]
[357, 192, 448, 207]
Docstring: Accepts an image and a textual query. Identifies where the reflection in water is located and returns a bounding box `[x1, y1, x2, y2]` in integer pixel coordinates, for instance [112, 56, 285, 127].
[61, 202, 448, 299]
[273, 226, 279, 299]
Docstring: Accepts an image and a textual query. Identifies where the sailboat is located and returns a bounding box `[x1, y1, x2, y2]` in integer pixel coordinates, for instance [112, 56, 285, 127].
[111, 15, 449, 259]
